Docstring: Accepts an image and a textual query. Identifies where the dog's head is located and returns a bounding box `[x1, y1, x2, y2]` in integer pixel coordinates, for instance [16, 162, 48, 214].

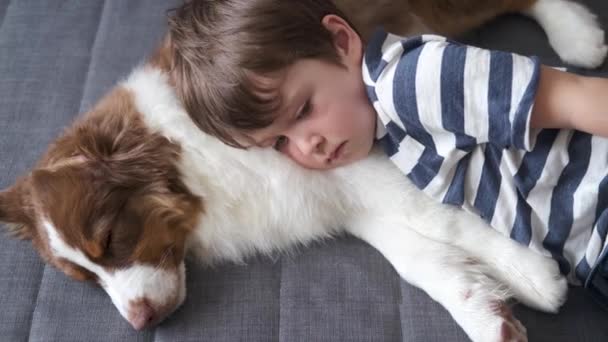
[0, 87, 202, 330]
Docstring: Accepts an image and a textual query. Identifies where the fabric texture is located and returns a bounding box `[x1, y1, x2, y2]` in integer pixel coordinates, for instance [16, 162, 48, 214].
[1, 1, 608, 341]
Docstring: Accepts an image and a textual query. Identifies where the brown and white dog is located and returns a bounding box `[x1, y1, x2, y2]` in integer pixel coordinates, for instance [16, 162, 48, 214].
[0, 56, 568, 341]
[0, 0, 604, 340]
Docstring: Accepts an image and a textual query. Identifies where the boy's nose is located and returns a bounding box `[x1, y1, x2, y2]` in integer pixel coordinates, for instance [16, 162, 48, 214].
[297, 134, 325, 156]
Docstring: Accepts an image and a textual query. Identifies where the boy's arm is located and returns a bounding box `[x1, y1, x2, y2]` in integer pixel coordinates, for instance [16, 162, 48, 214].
[532, 66, 608, 136]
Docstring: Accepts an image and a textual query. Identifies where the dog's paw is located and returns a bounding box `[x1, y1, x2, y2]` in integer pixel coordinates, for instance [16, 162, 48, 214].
[532, 261, 568, 313]
[527, 0, 607, 68]
[444, 267, 528, 342]
[492, 302, 528, 342]
[506, 250, 568, 313]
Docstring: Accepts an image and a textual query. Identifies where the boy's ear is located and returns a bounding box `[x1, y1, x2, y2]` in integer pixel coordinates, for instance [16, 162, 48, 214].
[0, 178, 35, 239]
[321, 14, 362, 64]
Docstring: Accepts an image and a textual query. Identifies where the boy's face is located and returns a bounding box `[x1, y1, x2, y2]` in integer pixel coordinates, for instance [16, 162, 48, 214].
[248, 15, 377, 170]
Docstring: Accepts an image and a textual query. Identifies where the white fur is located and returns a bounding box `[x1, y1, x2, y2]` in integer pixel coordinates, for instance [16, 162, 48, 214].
[116, 67, 567, 341]
[42, 218, 185, 323]
[525, 0, 607, 68]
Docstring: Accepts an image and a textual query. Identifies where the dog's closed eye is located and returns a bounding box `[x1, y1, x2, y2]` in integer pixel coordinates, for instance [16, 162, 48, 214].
[104, 229, 113, 252]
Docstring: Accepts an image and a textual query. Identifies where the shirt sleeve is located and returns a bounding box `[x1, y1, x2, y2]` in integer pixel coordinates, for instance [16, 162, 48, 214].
[366, 33, 540, 153]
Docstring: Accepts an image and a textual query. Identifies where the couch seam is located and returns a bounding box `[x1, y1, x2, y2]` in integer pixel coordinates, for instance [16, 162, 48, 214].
[23, 262, 45, 342]
[277, 256, 284, 342]
[397, 281, 406, 342]
[76, 0, 108, 115]
[0, 0, 11, 34]
[24, 1, 107, 338]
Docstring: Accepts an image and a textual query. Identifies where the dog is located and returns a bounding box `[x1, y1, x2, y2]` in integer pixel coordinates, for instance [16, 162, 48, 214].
[0, 46, 568, 342]
[1, 0, 605, 340]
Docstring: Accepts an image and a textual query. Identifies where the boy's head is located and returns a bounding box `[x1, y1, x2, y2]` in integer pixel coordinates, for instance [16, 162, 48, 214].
[168, 0, 377, 169]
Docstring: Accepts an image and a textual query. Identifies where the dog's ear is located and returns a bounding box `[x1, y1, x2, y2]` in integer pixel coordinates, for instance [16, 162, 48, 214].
[0, 178, 35, 239]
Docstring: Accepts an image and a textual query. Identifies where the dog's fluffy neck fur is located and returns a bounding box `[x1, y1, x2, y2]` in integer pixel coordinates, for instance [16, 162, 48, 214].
[123, 66, 359, 265]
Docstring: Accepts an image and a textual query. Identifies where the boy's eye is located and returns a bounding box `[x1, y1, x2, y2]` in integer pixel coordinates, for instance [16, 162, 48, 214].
[273, 136, 288, 151]
[296, 99, 311, 120]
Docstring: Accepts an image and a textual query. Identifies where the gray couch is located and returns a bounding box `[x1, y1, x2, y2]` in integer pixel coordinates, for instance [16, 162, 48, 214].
[1, 1, 607, 341]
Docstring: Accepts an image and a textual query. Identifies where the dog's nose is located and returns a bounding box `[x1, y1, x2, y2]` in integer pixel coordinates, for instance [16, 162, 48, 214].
[128, 300, 156, 330]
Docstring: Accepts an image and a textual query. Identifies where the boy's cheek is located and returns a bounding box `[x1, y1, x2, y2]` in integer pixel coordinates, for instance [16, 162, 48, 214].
[278, 145, 301, 163]
[286, 149, 312, 167]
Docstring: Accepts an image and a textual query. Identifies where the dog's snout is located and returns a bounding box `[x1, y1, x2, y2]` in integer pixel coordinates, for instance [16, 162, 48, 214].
[128, 300, 156, 330]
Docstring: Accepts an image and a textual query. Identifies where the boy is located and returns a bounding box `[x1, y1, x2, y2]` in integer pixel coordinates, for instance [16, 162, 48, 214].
[168, 0, 608, 303]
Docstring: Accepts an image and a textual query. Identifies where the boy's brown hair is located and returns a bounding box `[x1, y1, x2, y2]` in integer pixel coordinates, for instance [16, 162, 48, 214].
[168, 0, 352, 148]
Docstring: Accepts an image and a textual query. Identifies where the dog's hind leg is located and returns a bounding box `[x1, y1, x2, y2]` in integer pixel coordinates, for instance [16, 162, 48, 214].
[408, 0, 538, 36]
[409, 0, 607, 68]
[523, 0, 607, 68]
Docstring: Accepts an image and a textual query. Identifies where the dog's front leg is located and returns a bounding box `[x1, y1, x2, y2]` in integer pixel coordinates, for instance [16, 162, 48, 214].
[398, 194, 568, 314]
[348, 220, 526, 342]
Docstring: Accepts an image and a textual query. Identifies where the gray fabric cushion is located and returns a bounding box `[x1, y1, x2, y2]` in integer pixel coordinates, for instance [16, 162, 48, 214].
[1, 1, 608, 341]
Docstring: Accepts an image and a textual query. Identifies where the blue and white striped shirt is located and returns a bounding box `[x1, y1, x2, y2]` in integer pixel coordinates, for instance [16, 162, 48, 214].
[363, 29, 608, 295]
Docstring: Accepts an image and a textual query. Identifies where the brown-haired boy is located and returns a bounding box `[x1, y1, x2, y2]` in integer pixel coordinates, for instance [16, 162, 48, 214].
[168, 0, 608, 305]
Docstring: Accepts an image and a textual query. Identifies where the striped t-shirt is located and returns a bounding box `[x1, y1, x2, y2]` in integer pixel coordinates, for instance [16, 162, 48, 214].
[363, 29, 608, 300]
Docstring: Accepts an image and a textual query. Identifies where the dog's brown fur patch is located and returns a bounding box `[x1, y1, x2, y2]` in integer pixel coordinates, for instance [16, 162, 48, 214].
[1, 86, 203, 281]
[334, 0, 537, 39]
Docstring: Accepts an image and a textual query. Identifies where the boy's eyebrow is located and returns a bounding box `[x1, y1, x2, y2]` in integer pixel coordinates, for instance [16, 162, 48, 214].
[272, 64, 303, 119]
[244, 105, 294, 147]
[250, 116, 286, 140]
[276, 83, 306, 123]
[244, 131, 274, 148]
[241, 66, 302, 147]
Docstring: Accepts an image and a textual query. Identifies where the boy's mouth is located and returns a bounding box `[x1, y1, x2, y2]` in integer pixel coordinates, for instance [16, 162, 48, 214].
[329, 141, 347, 163]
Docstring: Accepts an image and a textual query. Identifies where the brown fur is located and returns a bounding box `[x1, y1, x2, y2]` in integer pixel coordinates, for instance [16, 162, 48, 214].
[0, 178, 35, 239]
[334, 0, 537, 39]
[148, 34, 173, 73]
[0, 86, 203, 281]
